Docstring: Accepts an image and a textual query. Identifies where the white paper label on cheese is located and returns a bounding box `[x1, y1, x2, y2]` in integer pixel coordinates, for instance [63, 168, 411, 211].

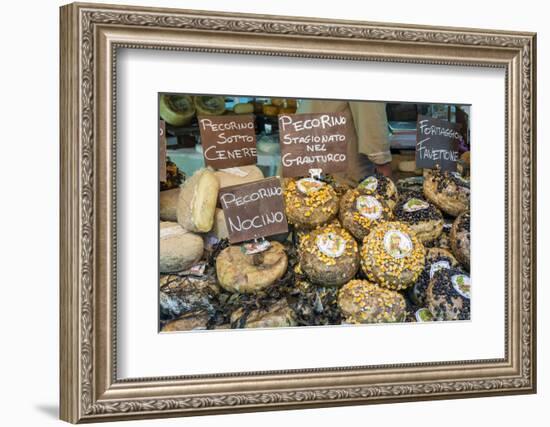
[429, 260, 451, 278]
[451, 274, 471, 299]
[296, 177, 326, 195]
[316, 232, 346, 258]
[383, 230, 413, 259]
[221, 167, 249, 177]
[356, 195, 383, 220]
[451, 172, 470, 186]
[241, 240, 271, 255]
[403, 198, 430, 212]
[160, 225, 186, 239]
[415, 308, 434, 322]
[358, 175, 378, 192]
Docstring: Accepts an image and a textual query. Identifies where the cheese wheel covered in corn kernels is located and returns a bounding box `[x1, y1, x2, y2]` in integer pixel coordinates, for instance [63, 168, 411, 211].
[283, 178, 339, 229]
[360, 222, 425, 290]
[299, 223, 359, 286]
[338, 280, 407, 324]
[339, 190, 392, 241]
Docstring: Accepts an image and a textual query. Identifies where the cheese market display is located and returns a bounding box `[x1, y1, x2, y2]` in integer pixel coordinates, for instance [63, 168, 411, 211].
[159, 162, 471, 331]
[158, 97, 471, 332]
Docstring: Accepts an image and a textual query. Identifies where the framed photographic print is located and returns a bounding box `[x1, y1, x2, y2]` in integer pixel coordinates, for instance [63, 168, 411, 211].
[60, 2, 537, 423]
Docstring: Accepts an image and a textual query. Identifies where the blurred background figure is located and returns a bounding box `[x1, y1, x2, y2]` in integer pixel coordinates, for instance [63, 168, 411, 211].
[298, 100, 392, 182]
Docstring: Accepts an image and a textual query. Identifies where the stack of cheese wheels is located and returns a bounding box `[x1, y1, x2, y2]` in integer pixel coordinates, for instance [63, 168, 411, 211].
[299, 223, 359, 286]
[338, 280, 407, 324]
[159, 222, 204, 273]
[360, 221, 425, 290]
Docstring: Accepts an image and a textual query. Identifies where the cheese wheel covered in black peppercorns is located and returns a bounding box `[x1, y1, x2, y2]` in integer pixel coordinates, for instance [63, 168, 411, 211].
[408, 247, 459, 306]
[423, 168, 470, 217]
[357, 173, 399, 209]
[450, 211, 470, 270]
[393, 193, 444, 243]
[427, 268, 471, 321]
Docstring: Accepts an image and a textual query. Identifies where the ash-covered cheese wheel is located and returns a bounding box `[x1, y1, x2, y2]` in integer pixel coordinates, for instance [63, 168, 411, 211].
[393, 194, 444, 243]
[176, 168, 219, 233]
[357, 173, 399, 209]
[283, 178, 339, 229]
[161, 311, 210, 332]
[360, 222, 425, 290]
[159, 222, 204, 273]
[230, 299, 296, 329]
[338, 280, 407, 324]
[427, 268, 471, 321]
[215, 241, 288, 293]
[450, 211, 470, 270]
[299, 223, 359, 286]
[339, 190, 392, 240]
[423, 168, 470, 217]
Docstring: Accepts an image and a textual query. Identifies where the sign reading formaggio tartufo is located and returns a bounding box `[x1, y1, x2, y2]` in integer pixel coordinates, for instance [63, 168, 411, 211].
[416, 115, 462, 172]
[198, 114, 257, 169]
[218, 177, 288, 244]
[278, 112, 351, 177]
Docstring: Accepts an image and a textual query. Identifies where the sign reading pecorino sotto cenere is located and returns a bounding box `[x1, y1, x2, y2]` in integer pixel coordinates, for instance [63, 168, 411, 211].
[198, 114, 258, 169]
[278, 112, 351, 177]
[218, 177, 288, 244]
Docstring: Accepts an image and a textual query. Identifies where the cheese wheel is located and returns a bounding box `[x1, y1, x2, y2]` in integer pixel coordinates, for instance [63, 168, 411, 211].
[159, 188, 180, 222]
[230, 299, 296, 328]
[212, 208, 229, 240]
[278, 106, 297, 114]
[398, 160, 422, 175]
[159, 94, 195, 127]
[193, 95, 225, 116]
[177, 168, 219, 232]
[159, 222, 204, 273]
[262, 104, 279, 116]
[233, 103, 254, 114]
[216, 242, 288, 293]
[214, 165, 264, 188]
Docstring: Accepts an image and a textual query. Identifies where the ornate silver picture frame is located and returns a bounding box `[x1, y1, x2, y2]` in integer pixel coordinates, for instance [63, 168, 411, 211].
[60, 2, 536, 423]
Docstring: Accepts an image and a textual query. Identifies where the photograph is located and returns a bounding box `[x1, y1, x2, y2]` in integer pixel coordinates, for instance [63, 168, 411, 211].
[158, 94, 471, 332]
[57, 2, 536, 422]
